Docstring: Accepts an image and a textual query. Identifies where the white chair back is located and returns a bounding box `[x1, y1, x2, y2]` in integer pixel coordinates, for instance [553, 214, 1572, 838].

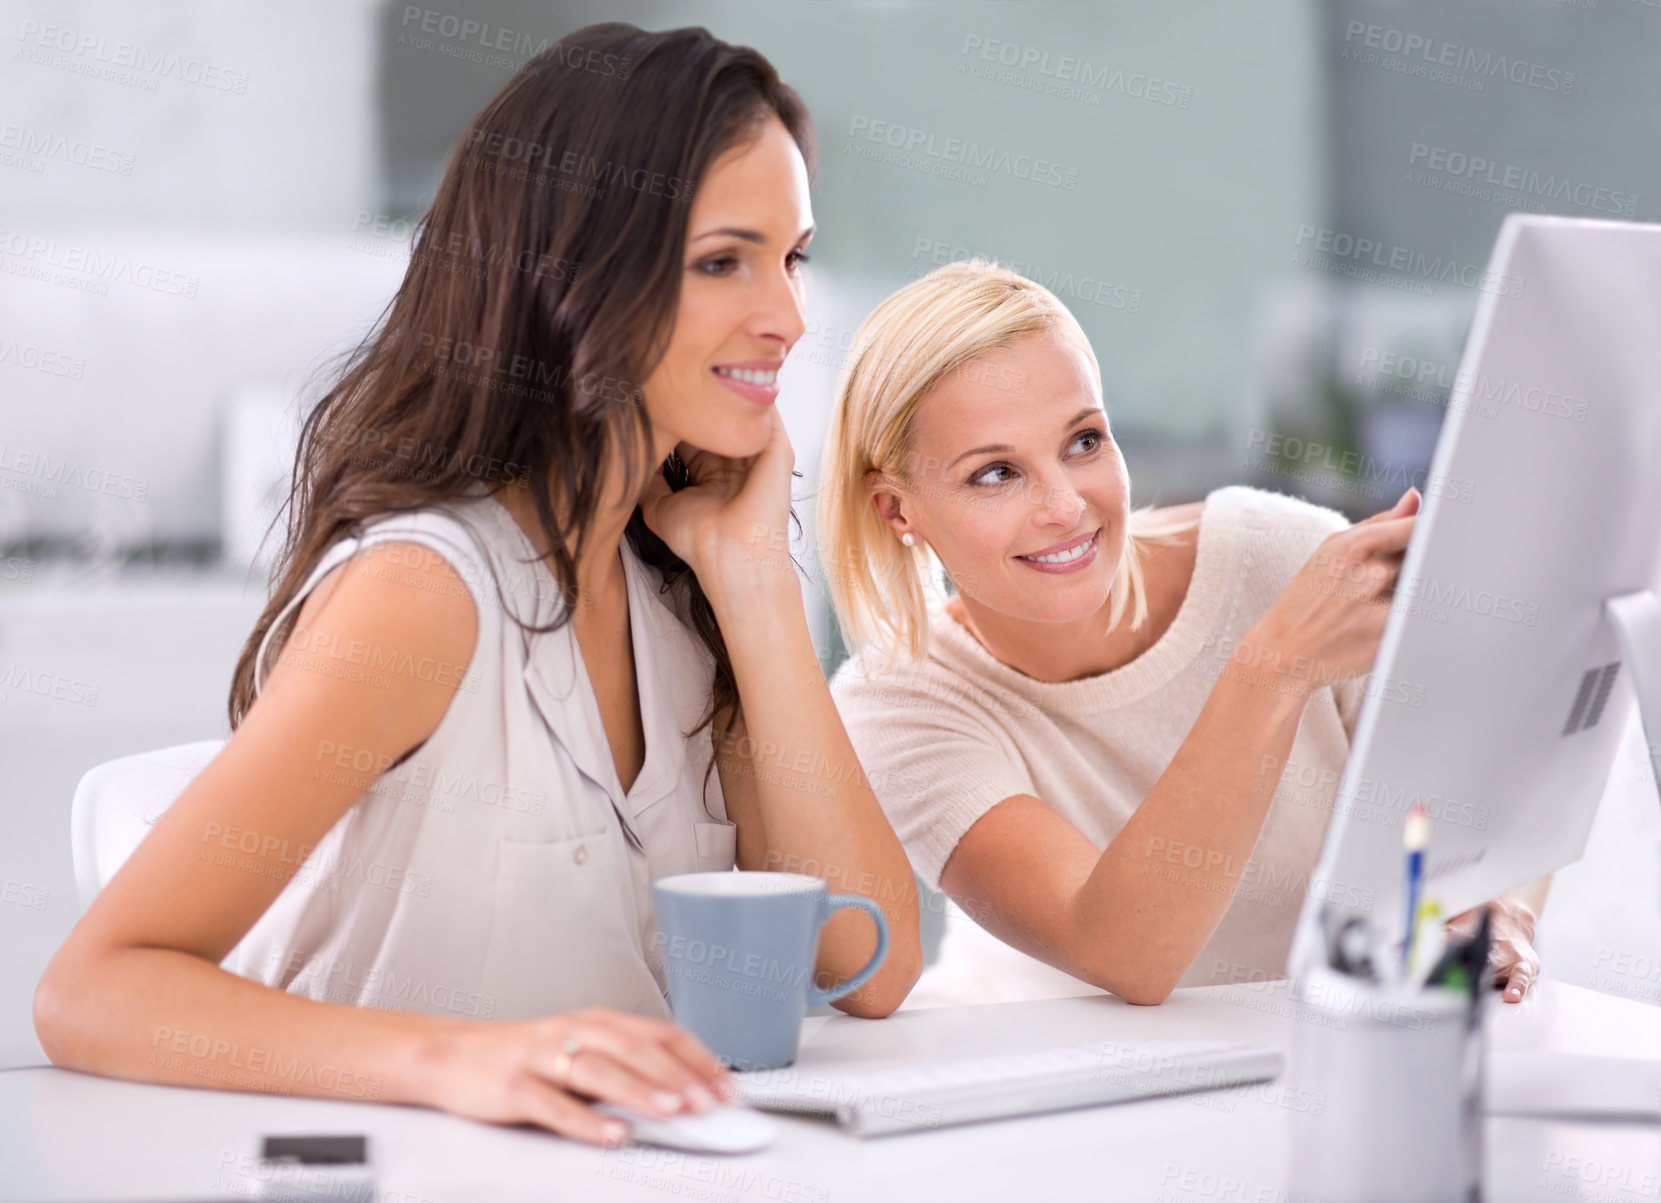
[70, 740, 226, 910]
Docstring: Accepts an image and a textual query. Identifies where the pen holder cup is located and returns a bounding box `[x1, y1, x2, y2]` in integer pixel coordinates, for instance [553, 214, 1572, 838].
[1285, 963, 1484, 1203]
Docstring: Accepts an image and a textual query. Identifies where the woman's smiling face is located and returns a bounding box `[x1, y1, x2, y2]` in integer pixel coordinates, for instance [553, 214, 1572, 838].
[872, 329, 1132, 624]
[639, 115, 814, 462]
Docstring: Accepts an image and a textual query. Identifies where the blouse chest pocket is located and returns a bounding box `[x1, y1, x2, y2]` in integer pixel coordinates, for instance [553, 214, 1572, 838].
[626, 781, 736, 877]
[629, 787, 737, 874]
[475, 830, 669, 1023]
[693, 819, 737, 873]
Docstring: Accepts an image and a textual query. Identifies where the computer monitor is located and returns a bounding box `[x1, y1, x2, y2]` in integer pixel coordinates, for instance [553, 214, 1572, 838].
[1289, 214, 1661, 979]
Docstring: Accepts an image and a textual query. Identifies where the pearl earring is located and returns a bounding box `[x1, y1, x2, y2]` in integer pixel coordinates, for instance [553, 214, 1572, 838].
[900, 532, 916, 547]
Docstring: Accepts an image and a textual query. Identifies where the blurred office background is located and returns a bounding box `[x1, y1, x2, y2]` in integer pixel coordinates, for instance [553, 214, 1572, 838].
[3, 0, 1659, 1066]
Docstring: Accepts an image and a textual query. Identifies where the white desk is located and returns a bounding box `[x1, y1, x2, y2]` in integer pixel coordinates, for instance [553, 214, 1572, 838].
[3, 978, 1658, 1202]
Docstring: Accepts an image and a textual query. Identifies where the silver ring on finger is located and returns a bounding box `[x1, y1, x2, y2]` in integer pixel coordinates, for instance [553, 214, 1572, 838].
[551, 1037, 583, 1087]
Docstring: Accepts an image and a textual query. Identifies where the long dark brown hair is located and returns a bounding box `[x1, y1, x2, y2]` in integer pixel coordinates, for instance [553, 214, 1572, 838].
[228, 23, 816, 750]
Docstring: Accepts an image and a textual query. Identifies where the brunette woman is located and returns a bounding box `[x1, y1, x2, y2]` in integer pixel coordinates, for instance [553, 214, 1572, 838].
[36, 23, 920, 1148]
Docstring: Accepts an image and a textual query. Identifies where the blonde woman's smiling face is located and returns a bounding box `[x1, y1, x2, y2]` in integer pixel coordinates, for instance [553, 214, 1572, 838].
[871, 330, 1132, 624]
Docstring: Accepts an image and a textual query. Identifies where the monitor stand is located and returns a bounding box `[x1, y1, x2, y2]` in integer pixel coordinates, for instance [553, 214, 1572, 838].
[1607, 590, 1661, 808]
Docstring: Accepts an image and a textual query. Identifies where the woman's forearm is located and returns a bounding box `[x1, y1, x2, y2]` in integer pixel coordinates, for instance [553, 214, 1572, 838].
[708, 576, 923, 1015]
[1507, 873, 1552, 919]
[35, 942, 458, 1104]
[1068, 632, 1313, 1002]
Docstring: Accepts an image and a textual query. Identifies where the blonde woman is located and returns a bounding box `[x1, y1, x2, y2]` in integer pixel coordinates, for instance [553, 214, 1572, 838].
[818, 259, 1546, 1007]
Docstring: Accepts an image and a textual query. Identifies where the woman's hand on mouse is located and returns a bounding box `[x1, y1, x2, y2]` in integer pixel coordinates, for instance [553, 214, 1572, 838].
[419, 1006, 736, 1146]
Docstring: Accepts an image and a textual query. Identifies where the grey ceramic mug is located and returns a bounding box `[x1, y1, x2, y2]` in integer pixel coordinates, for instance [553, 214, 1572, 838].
[651, 872, 890, 1071]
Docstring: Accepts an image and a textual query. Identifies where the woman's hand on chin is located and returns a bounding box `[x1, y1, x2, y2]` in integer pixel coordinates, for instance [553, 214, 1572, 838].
[639, 407, 799, 611]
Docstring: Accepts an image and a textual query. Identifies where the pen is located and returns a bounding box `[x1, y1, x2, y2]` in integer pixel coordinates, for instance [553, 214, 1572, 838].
[1426, 906, 1494, 1005]
[1321, 901, 1346, 971]
[1408, 897, 1444, 984]
[1425, 930, 1470, 989]
[1335, 916, 1379, 982]
[1401, 802, 1428, 975]
[1466, 905, 1493, 1004]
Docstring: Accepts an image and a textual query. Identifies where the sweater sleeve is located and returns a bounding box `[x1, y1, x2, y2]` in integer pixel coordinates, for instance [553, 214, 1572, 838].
[830, 657, 1038, 893]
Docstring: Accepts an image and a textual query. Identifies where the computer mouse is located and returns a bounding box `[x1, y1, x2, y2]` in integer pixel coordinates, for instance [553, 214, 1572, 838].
[592, 1101, 778, 1154]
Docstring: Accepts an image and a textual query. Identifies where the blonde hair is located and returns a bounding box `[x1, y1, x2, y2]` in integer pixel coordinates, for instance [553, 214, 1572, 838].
[817, 258, 1198, 668]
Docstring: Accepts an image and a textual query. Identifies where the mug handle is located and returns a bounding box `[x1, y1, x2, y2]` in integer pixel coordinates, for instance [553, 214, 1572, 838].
[805, 894, 891, 1008]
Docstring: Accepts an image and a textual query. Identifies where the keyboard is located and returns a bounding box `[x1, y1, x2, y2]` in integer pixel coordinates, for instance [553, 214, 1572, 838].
[731, 1038, 1285, 1137]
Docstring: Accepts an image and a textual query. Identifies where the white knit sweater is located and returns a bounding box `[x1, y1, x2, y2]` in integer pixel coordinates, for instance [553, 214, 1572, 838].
[830, 485, 1366, 1003]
